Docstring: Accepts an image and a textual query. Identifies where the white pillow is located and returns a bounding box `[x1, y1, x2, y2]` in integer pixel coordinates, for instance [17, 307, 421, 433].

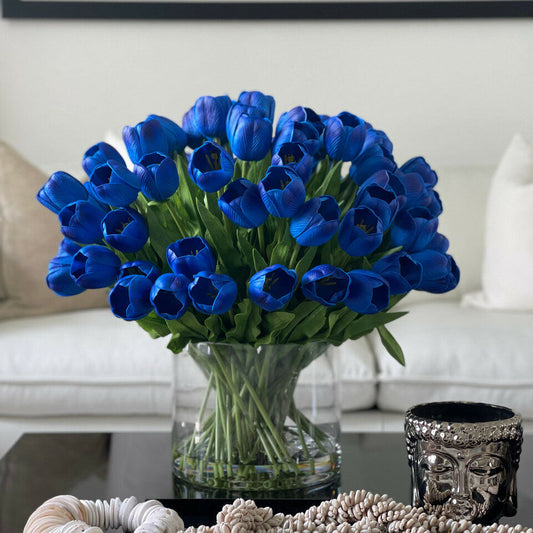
[462, 134, 533, 311]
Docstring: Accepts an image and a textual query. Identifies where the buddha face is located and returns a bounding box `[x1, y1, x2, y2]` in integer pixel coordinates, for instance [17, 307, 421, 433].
[412, 440, 516, 524]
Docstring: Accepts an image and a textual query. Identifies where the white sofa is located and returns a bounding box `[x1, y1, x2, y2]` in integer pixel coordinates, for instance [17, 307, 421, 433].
[1, 137, 532, 457]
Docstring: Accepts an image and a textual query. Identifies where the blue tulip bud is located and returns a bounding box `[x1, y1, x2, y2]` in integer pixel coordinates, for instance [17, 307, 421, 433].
[372, 251, 422, 295]
[59, 200, 107, 244]
[134, 152, 179, 202]
[258, 166, 306, 218]
[70, 245, 121, 289]
[400, 156, 438, 188]
[167, 237, 216, 279]
[390, 207, 439, 252]
[119, 260, 160, 283]
[182, 108, 204, 149]
[362, 128, 393, 154]
[46, 253, 85, 297]
[58, 238, 81, 256]
[272, 142, 313, 184]
[354, 175, 400, 230]
[349, 146, 397, 186]
[149, 273, 191, 320]
[218, 178, 269, 229]
[189, 95, 232, 140]
[37, 171, 89, 214]
[226, 103, 272, 161]
[411, 250, 460, 294]
[338, 206, 384, 257]
[301, 265, 350, 307]
[102, 207, 149, 253]
[425, 232, 449, 254]
[324, 112, 368, 162]
[276, 106, 324, 136]
[188, 141, 234, 193]
[82, 142, 126, 178]
[248, 264, 297, 311]
[290, 195, 340, 247]
[123, 116, 186, 164]
[345, 270, 390, 314]
[273, 121, 321, 157]
[109, 274, 154, 321]
[238, 91, 276, 121]
[89, 161, 140, 207]
[188, 271, 237, 315]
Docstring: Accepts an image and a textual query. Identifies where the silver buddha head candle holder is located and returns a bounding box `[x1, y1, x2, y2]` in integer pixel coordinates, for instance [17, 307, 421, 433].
[405, 401, 523, 525]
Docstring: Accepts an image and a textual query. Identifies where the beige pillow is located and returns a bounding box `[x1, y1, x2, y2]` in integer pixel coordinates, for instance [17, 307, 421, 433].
[0, 141, 108, 320]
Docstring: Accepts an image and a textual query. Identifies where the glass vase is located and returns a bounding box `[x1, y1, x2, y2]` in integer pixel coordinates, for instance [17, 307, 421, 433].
[171, 341, 341, 498]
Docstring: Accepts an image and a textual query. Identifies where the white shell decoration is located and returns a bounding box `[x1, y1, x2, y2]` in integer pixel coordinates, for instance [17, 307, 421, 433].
[24, 491, 533, 533]
[23, 495, 184, 533]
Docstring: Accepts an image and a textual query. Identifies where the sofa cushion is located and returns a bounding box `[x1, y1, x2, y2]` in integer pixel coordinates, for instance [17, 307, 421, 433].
[463, 134, 533, 311]
[372, 300, 533, 419]
[0, 309, 377, 417]
[0, 141, 108, 319]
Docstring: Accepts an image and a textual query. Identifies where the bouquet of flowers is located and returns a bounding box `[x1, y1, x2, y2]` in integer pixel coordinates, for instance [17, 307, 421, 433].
[37, 91, 459, 493]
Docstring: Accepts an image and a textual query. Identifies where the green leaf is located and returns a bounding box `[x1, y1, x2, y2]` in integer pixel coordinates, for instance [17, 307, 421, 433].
[205, 314, 224, 341]
[294, 247, 316, 280]
[256, 311, 295, 344]
[377, 325, 405, 366]
[315, 160, 342, 197]
[174, 154, 201, 222]
[145, 204, 172, 263]
[167, 333, 190, 354]
[165, 311, 208, 339]
[248, 154, 271, 183]
[136, 313, 171, 339]
[236, 230, 255, 269]
[269, 225, 293, 266]
[343, 311, 407, 341]
[226, 299, 262, 343]
[252, 248, 268, 272]
[287, 304, 327, 343]
[196, 199, 242, 272]
[328, 307, 358, 337]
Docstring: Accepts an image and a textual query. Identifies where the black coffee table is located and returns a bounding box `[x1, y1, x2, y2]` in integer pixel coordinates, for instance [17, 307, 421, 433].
[1, 431, 531, 533]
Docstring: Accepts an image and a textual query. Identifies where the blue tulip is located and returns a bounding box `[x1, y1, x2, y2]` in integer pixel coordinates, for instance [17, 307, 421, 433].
[89, 161, 140, 207]
[258, 166, 306, 218]
[400, 156, 438, 188]
[182, 108, 204, 149]
[411, 250, 460, 294]
[301, 265, 350, 307]
[273, 121, 321, 157]
[70, 245, 121, 289]
[345, 270, 390, 314]
[238, 91, 275, 121]
[46, 253, 85, 297]
[427, 189, 443, 218]
[396, 171, 431, 211]
[372, 251, 422, 295]
[354, 174, 400, 229]
[187, 95, 232, 140]
[123, 116, 186, 164]
[324, 112, 368, 162]
[390, 207, 439, 252]
[134, 152, 179, 201]
[276, 106, 324, 136]
[59, 200, 107, 244]
[109, 274, 154, 321]
[290, 195, 340, 247]
[362, 128, 393, 154]
[226, 103, 272, 161]
[271, 142, 314, 183]
[102, 207, 149, 253]
[119, 260, 160, 283]
[188, 141, 234, 193]
[37, 171, 89, 214]
[425, 232, 449, 254]
[349, 145, 397, 186]
[167, 237, 216, 279]
[338, 206, 384, 257]
[82, 142, 126, 178]
[58, 237, 81, 256]
[189, 271, 237, 315]
[248, 264, 297, 311]
[218, 178, 269, 229]
[150, 273, 190, 320]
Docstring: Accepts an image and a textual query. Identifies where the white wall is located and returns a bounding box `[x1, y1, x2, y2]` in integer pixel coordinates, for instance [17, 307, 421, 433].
[0, 17, 532, 175]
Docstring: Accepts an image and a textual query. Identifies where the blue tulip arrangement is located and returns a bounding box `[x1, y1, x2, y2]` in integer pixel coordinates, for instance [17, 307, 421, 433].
[38, 90, 459, 491]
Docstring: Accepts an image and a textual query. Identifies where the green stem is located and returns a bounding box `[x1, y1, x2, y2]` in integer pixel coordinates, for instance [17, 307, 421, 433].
[163, 202, 187, 238]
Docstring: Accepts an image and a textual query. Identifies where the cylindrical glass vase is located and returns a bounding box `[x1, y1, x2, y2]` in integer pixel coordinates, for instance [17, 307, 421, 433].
[172, 341, 340, 498]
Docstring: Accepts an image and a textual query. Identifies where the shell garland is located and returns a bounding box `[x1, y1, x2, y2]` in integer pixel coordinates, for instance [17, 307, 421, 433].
[24, 491, 533, 533]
